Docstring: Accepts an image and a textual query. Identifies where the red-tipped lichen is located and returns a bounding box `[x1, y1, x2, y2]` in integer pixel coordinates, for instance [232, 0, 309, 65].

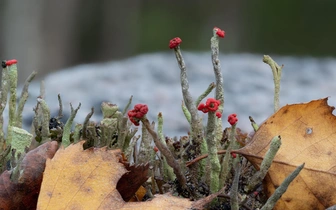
[169, 37, 182, 49]
[214, 27, 225, 38]
[228, 113, 238, 125]
[198, 98, 221, 113]
[127, 104, 148, 126]
[5, 59, 18, 66]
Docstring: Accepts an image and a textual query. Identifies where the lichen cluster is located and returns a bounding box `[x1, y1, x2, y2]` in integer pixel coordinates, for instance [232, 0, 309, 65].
[0, 27, 304, 209]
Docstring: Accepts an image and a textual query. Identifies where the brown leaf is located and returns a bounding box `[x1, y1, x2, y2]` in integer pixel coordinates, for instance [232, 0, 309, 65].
[0, 141, 59, 210]
[238, 98, 336, 209]
[37, 141, 194, 210]
[117, 162, 149, 202]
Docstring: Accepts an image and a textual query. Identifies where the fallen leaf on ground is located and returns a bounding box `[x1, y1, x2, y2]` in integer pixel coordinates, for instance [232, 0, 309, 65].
[37, 141, 195, 210]
[117, 160, 149, 202]
[0, 141, 59, 210]
[238, 98, 336, 209]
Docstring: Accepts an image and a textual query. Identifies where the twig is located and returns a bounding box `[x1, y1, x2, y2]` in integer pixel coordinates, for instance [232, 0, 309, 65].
[141, 117, 188, 190]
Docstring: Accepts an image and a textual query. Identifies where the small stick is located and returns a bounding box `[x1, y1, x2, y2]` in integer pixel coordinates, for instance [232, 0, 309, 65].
[141, 117, 188, 190]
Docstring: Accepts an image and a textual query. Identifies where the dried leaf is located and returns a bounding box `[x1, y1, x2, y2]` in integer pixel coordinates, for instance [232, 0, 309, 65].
[238, 98, 336, 209]
[117, 162, 149, 201]
[0, 141, 59, 210]
[37, 141, 193, 209]
[128, 185, 146, 202]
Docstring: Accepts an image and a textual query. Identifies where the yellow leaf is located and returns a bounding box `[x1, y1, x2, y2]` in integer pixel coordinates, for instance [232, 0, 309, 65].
[238, 98, 336, 209]
[37, 141, 193, 210]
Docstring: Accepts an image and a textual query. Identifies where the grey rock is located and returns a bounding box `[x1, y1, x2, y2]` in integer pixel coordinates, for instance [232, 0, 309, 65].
[13, 52, 336, 137]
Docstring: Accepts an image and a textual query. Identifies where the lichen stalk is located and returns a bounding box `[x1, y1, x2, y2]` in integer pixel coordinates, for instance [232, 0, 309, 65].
[219, 123, 238, 187]
[206, 111, 221, 193]
[157, 112, 175, 181]
[62, 103, 81, 147]
[195, 82, 216, 107]
[73, 124, 82, 143]
[181, 101, 191, 124]
[0, 65, 9, 150]
[210, 30, 224, 114]
[246, 135, 282, 192]
[263, 55, 283, 112]
[249, 116, 259, 131]
[101, 102, 118, 119]
[57, 94, 63, 118]
[10, 127, 33, 159]
[82, 107, 94, 141]
[37, 98, 51, 143]
[173, 45, 204, 184]
[261, 163, 304, 210]
[138, 121, 151, 164]
[230, 163, 241, 210]
[8, 63, 18, 128]
[15, 71, 37, 128]
[211, 29, 225, 147]
[118, 115, 129, 152]
[173, 47, 199, 124]
[122, 95, 133, 115]
[6, 64, 19, 146]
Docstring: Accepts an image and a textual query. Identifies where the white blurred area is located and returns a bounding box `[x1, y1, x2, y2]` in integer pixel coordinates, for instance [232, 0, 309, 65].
[11, 52, 336, 137]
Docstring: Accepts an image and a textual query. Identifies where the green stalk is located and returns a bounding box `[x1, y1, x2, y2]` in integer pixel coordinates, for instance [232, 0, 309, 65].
[206, 111, 221, 193]
[62, 103, 81, 147]
[157, 112, 175, 181]
[263, 55, 283, 112]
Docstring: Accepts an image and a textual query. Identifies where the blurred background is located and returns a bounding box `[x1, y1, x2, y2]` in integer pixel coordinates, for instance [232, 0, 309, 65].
[0, 0, 335, 84]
